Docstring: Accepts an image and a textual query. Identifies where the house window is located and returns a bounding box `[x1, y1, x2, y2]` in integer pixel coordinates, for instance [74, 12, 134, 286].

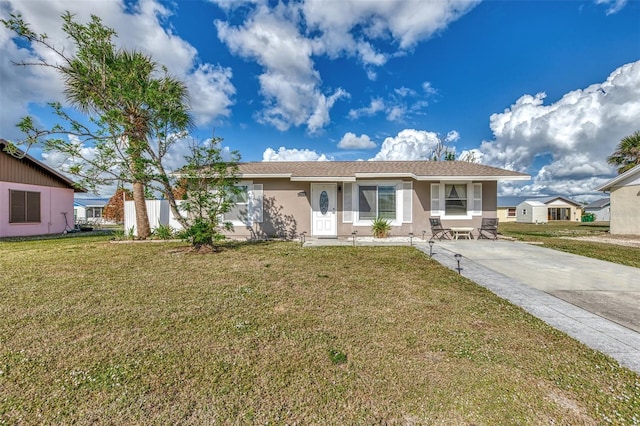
[445, 184, 467, 215]
[548, 207, 570, 221]
[225, 185, 249, 223]
[430, 182, 482, 218]
[9, 190, 41, 223]
[507, 208, 516, 217]
[359, 185, 396, 220]
[87, 207, 103, 218]
[522, 208, 527, 215]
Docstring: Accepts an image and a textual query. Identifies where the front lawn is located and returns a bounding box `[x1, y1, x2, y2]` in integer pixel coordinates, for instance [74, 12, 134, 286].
[1, 236, 638, 424]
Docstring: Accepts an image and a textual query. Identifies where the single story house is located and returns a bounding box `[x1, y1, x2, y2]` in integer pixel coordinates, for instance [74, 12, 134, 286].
[1, 139, 84, 237]
[596, 164, 640, 235]
[516, 196, 582, 223]
[74, 197, 110, 224]
[583, 198, 610, 222]
[127, 161, 529, 238]
[497, 196, 531, 222]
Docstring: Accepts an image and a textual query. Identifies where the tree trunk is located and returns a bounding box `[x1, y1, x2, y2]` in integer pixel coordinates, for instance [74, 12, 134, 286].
[132, 181, 151, 239]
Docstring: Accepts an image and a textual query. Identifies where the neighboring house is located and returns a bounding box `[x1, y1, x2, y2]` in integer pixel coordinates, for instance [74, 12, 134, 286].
[583, 198, 611, 222]
[516, 196, 582, 223]
[596, 164, 640, 235]
[74, 197, 110, 224]
[1, 139, 84, 237]
[126, 161, 529, 238]
[497, 196, 531, 223]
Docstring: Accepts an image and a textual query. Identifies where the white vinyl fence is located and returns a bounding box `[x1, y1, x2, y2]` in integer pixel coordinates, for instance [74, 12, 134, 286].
[124, 200, 185, 236]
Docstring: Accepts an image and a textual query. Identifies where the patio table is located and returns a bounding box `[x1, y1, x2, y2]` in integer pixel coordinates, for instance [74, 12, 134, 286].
[450, 227, 474, 240]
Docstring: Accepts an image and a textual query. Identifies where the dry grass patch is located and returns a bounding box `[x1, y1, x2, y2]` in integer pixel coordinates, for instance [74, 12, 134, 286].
[1, 236, 639, 424]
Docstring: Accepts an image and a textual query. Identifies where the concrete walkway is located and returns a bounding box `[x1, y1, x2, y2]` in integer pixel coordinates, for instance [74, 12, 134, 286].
[304, 237, 640, 374]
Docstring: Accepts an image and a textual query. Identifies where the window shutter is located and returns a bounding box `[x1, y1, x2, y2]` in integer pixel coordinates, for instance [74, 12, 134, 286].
[343, 182, 353, 223]
[472, 183, 482, 215]
[430, 183, 441, 215]
[10, 190, 25, 223]
[250, 184, 263, 223]
[26, 191, 41, 223]
[402, 181, 412, 223]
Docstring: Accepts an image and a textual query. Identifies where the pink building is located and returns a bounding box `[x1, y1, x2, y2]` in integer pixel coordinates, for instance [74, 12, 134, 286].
[1, 139, 84, 237]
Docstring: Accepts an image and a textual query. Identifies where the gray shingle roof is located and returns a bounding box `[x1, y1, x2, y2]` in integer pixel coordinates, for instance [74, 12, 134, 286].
[236, 161, 529, 181]
[498, 195, 581, 207]
[74, 198, 110, 207]
[584, 198, 610, 209]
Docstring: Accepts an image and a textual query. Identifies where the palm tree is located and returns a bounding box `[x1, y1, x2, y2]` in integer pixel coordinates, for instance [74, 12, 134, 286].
[4, 13, 192, 238]
[607, 131, 640, 174]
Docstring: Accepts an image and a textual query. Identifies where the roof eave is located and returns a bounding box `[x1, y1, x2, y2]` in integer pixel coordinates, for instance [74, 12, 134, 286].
[1, 139, 86, 192]
[416, 175, 530, 182]
[290, 176, 356, 182]
[595, 164, 640, 191]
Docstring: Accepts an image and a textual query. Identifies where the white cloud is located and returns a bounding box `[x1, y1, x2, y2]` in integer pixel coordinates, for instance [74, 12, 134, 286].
[386, 105, 407, 122]
[216, 5, 347, 133]
[338, 132, 376, 149]
[480, 60, 640, 196]
[302, 0, 480, 59]
[422, 81, 438, 95]
[212, 0, 476, 132]
[445, 130, 460, 142]
[187, 64, 236, 127]
[371, 129, 444, 161]
[349, 81, 436, 122]
[0, 0, 235, 141]
[595, 0, 628, 14]
[307, 89, 349, 134]
[262, 147, 330, 161]
[348, 98, 385, 119]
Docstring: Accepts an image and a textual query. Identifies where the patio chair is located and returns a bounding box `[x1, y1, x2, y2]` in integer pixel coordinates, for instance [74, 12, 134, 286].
[478, 218, 499, 240]
[429, 218, 452, 241]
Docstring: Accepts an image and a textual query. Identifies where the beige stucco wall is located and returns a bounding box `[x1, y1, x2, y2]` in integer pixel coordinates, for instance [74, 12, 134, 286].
[609, 184, 640, 235]
[226, 178, 500, 239]
[225, 179, 310, 239]
[546, 199, 582, 222]
[497, 207, 517, 222]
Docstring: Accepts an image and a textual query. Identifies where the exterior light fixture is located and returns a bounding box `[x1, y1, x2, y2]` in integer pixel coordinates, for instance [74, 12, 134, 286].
[429, 240, 434, 257]
[351, 230, 357, 247]
[409, 232, 414, 246]
[422, 230, 426, 240]
[454, 253, 462, 274]
[300, 231, 306, 247]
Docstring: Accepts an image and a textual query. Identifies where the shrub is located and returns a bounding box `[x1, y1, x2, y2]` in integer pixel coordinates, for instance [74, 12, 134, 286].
[371, 217, 391, 238]
[153, 224, 175, 240]
[178, 218, 226, 249]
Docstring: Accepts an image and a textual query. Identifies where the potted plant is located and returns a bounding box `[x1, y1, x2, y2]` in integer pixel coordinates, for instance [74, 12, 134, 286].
[371, 217, 391, 238]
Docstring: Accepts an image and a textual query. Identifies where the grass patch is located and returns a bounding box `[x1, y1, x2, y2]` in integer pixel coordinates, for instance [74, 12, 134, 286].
[499, 221, 640, 268]
[1, 235, 638, 423]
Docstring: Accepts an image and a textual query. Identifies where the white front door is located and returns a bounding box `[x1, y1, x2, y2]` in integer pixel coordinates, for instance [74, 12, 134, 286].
[311, 183, 337, 237]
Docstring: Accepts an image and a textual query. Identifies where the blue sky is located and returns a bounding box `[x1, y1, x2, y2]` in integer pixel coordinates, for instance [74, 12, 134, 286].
[1, 0, 639, 199]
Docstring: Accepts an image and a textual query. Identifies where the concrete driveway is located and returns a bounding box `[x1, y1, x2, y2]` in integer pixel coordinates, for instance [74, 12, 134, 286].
[435, 240, 640, 332]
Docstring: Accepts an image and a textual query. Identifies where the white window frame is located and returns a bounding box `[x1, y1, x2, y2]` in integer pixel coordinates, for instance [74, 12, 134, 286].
[430, 182, 482, 220]
[224, 181, 263, 226]
[353, 180, 405, 226]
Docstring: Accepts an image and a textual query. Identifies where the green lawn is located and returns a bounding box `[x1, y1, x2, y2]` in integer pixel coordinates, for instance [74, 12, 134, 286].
[1, 235, 638, 424]
[499, 221, 640, 268]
